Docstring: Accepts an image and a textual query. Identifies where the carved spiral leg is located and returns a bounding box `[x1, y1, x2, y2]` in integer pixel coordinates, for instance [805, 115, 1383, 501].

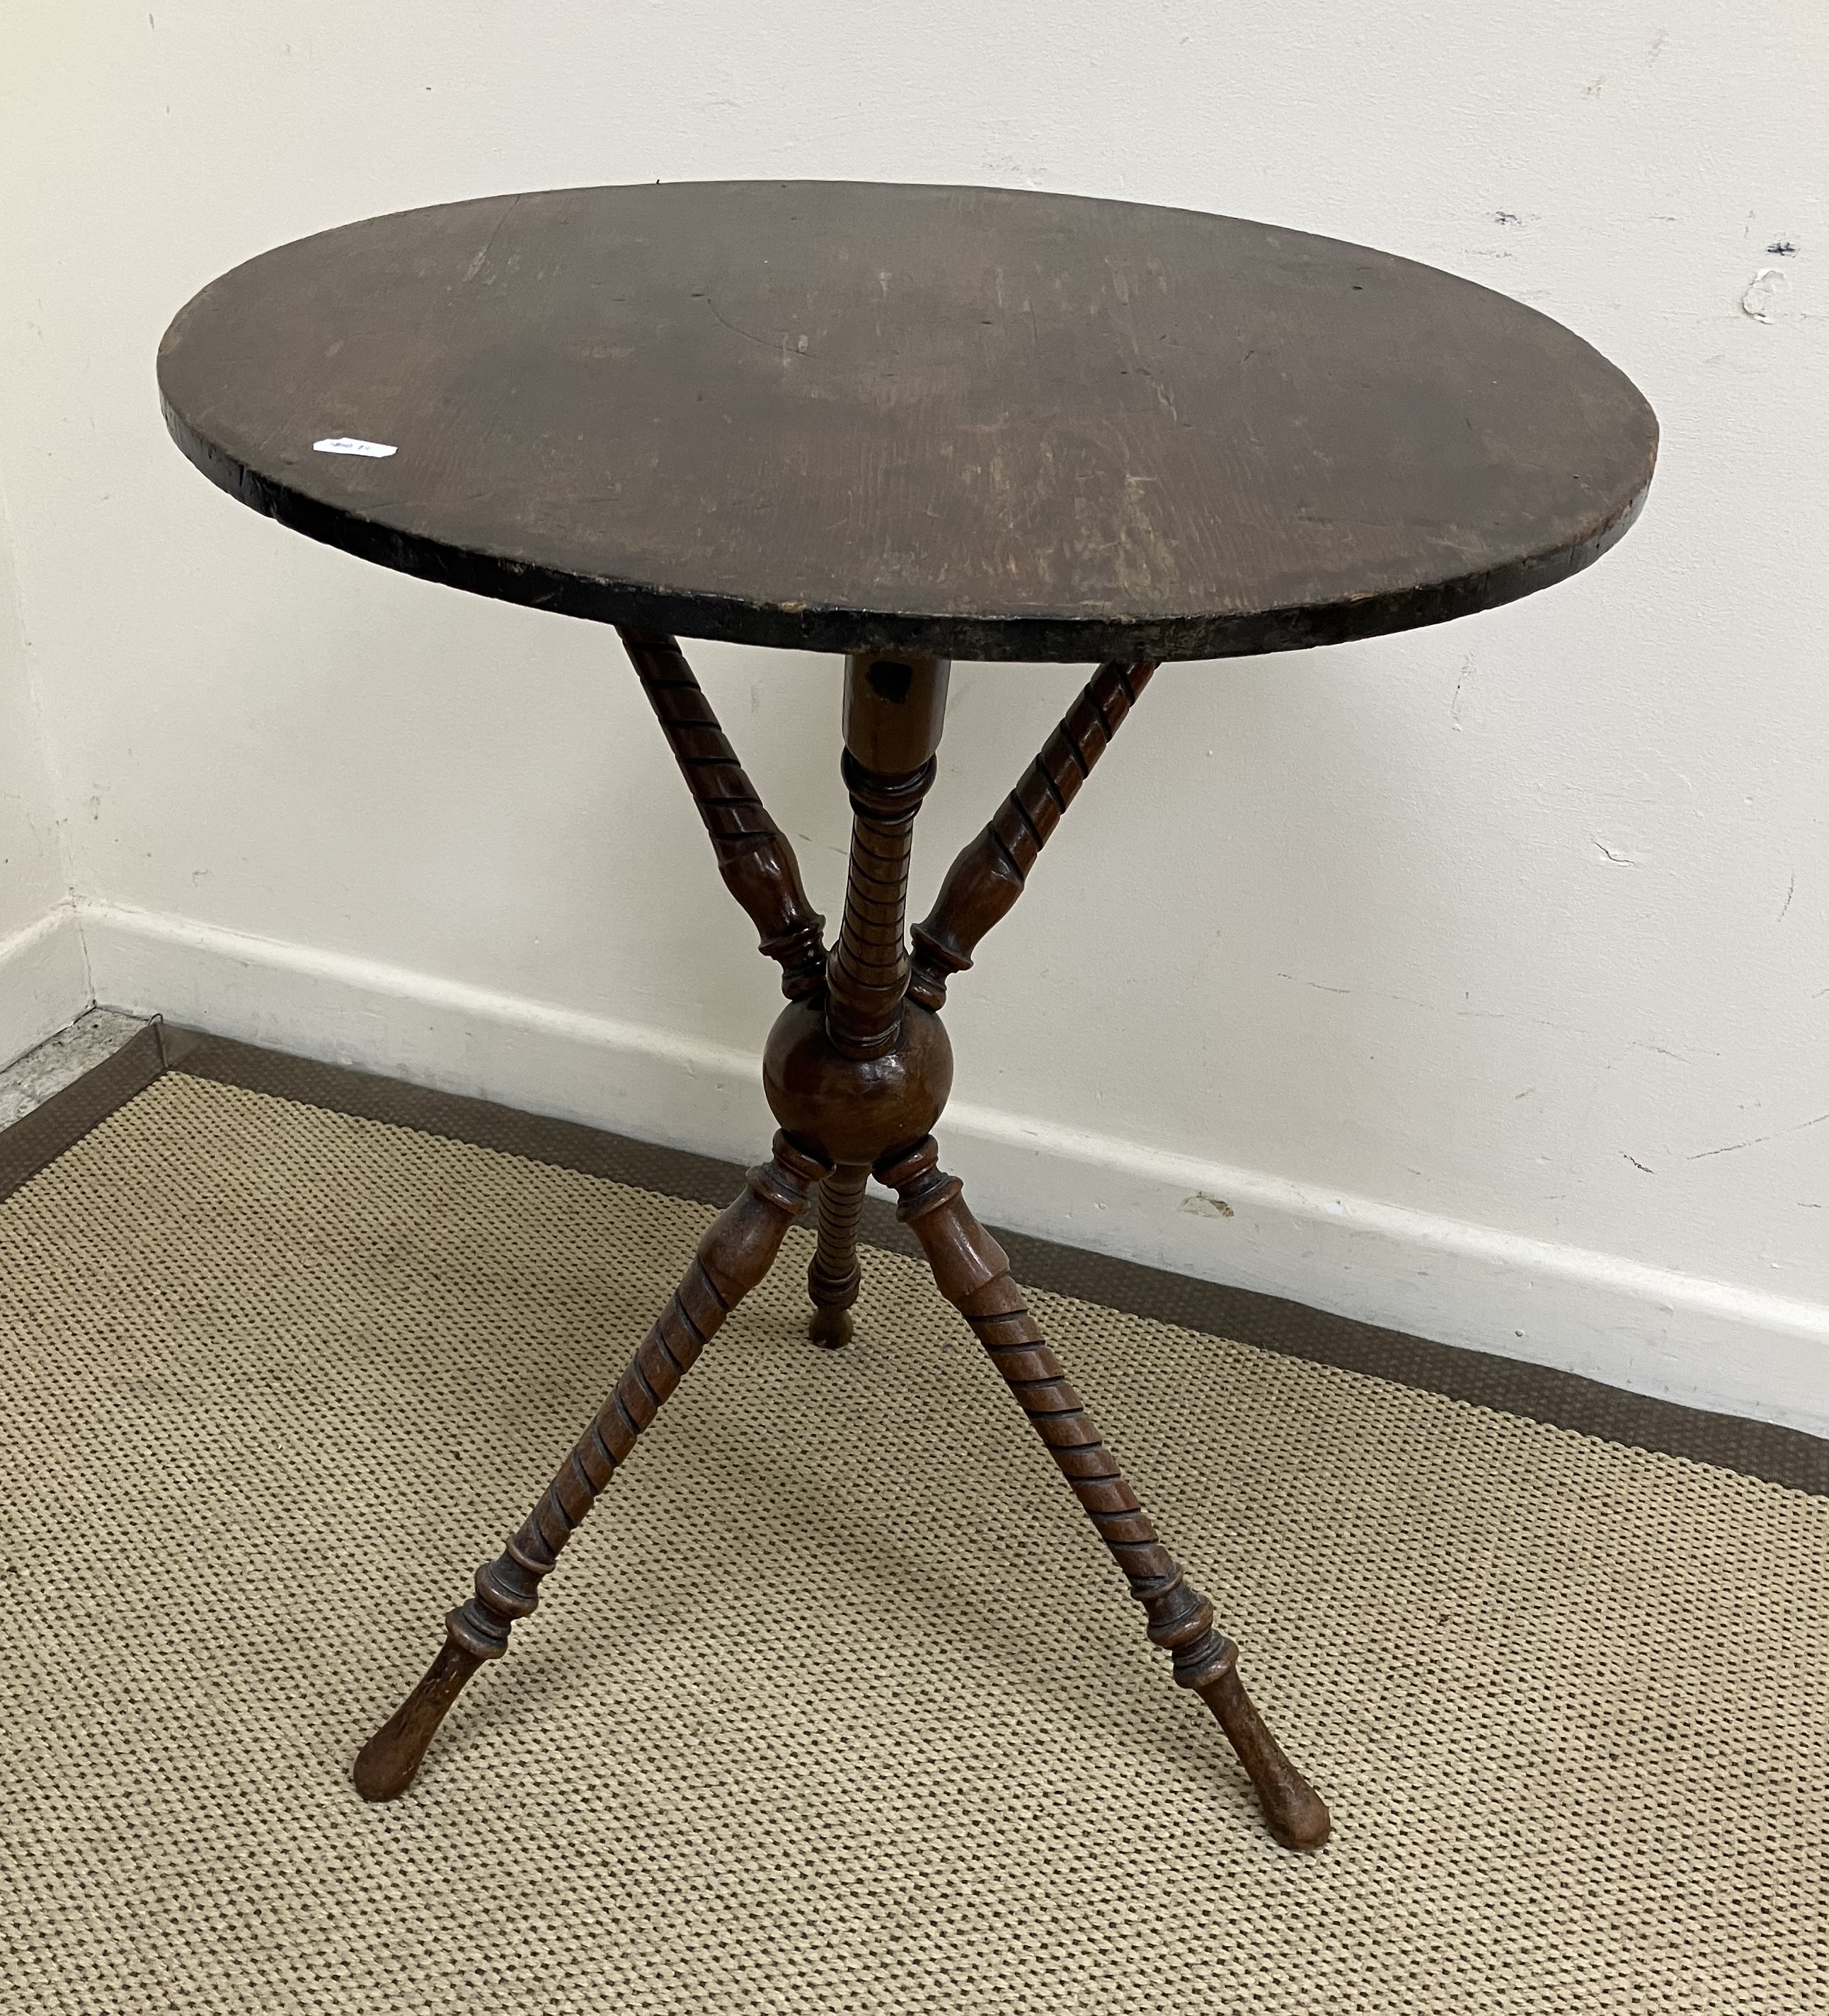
[911, 660, 1155, 1009]
[619, 628, 827, 999]
[807, 1165, 869, 1347]
[352, 1134, 828, 1802]
[879, 1138, 1329, 1852]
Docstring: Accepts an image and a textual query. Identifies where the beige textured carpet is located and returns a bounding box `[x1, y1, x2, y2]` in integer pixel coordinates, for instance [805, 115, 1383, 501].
[1, 1074, 1823, 2015]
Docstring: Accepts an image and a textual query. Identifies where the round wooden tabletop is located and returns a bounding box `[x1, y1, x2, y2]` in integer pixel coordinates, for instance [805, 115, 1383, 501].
[159, 181, 1657, 663]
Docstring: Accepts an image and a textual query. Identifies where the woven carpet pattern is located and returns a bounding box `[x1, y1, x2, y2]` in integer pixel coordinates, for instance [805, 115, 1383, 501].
[1, 1073, 1823, 2014]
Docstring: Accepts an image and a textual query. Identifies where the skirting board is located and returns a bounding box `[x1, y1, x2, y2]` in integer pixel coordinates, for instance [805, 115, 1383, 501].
[79, 896, 1829, 1440]
[0, 906, 93, 1077]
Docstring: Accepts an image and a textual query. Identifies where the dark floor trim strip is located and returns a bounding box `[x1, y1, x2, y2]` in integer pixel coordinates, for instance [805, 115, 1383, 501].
[12, 1021, 1826, 1496]
[0, 1020, 166, 1206]
[157, 1025, 757, 1213]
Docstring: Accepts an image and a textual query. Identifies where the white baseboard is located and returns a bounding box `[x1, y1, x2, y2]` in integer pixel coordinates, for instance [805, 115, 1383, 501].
[79, 897, 1829, 1439]
[0, 905, 93, 1074]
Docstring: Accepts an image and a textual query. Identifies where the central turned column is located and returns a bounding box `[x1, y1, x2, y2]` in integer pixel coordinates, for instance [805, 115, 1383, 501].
[824, 653, 951, 1058]
[764, 652, 953, 1312]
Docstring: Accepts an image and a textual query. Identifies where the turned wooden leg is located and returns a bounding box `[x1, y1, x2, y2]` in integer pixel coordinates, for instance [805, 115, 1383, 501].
[619, 628, 828, 999]
[879, 1137, 1330, 1852]
[808, 1164, 868, 1347]
[910, 659, 1155, 1009]
[353, 1133, 828, 1802]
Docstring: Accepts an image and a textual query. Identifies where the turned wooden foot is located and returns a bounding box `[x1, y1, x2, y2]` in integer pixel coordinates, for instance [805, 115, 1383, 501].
[808, 1165, 868, 1347]
[1193, 1660, 1331, 1852]
[807, 1303, 854, 1348]
[354, 1639, 483, 1801]
[881, 1137, 1330, 1853]
[352, 1134, 827, 1802]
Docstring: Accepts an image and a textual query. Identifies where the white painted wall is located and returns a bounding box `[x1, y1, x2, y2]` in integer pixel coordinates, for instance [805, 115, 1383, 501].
[3, 4, 1825, 1428]
[0, 478, 88, 1062]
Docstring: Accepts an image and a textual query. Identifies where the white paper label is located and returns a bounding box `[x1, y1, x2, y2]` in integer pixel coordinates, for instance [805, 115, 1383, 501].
[313, 437, 397, 459]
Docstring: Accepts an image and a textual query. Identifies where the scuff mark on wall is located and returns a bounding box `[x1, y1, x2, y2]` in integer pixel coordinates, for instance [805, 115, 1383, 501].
[1741, 268, 1789, 322]
[1690, 1112, 1829, 1162]
[1450, 653, 1473, 728]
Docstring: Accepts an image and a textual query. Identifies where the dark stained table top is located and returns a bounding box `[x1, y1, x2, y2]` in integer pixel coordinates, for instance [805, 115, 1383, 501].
[159, 181, 1656, 663]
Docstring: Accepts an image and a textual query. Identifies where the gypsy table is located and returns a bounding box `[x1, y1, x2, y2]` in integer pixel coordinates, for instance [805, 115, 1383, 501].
[159, 181, 1657, 1851]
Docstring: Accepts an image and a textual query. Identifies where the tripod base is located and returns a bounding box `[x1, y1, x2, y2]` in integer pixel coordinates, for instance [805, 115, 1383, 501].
[353, 641, 1329, 1850]
[355, 1127, 1328, 1852]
